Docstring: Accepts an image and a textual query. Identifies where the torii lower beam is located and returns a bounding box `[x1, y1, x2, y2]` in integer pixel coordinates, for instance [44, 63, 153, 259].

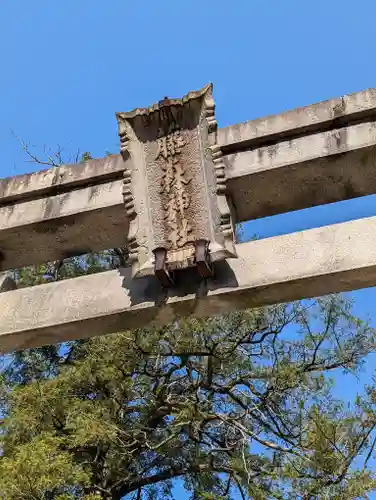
[1, 215, 376, 353]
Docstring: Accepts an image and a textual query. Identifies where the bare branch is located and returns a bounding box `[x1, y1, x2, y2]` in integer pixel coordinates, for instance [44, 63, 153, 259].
[11, 129, 62, 167]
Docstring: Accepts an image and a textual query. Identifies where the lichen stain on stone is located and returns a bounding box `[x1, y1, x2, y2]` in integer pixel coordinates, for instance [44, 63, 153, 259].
[336, 128, 348, 149]
[42, 191, 72, 219]
[50, 170, 60, 186]
[57, 192, 71, 208]
[3, 204, 15, 218]
[0, 178, 11, 198]
[359, 150, 371, 167]
[43, 197, 56, 219]
[34, 214, 77, 234]
[88, 185, 101, 202]
[267, 144, 278, 160]
[325, 128, 347, 155]
[34, 224, 59, 235]
[343, 180, 360, 199]
[0, 174, 32, 200]
[332, 97, 346, 118]
[324, 151, 348, 163]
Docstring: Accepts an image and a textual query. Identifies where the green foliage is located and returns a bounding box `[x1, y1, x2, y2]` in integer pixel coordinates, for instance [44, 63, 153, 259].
[80, 152, 93, 162]
[0, 433, 90, 499]
[3, 148, 376, 498]
[1, 289, 376, 498]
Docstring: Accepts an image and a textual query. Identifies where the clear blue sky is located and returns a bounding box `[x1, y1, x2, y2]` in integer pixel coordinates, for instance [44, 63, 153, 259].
[1, 0, 376, 497]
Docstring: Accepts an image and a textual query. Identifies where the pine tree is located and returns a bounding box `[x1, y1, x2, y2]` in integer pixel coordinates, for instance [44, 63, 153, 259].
[2, 151, 376, 499]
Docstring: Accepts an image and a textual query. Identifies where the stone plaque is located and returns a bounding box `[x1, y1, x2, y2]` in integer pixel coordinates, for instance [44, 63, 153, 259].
[116, 84, 236, 279]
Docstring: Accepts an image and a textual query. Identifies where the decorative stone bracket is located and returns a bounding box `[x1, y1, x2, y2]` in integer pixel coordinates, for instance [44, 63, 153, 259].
[116, 84, 237, 283]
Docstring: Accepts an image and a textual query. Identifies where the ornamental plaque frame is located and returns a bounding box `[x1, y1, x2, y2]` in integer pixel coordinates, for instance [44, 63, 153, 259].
[116, 84, 237, 281]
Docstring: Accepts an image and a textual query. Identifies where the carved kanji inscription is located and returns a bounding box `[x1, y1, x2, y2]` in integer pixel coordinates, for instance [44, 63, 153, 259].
[156, 130, 192, 250]
[116, 84, 236, 279]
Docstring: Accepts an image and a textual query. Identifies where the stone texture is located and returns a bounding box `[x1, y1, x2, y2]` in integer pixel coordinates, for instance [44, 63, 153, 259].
[3, 87, 374, 205]
[225, 122, 376, 222]
[0, 155, 128, 271]
[2, 88, 376, 271]
[0, 179, 127, 271]
[219, 87, 376, 152]
[116, 84, 236, 278]
[1, 215, 376, 352]
[0, 155, 124, 203]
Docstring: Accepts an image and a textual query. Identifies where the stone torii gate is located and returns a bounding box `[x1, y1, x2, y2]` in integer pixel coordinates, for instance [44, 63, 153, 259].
[1, 84, 376, 353]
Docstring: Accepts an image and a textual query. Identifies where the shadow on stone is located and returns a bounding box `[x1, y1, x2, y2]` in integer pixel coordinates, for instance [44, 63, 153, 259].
[120, 260, 239, 309]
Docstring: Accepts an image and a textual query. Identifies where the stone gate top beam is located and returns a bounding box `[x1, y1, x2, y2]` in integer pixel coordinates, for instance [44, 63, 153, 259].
[2, 87, 376, 207]
[0, 155, 125, 205]
[1, 87, 376, 272]
[219, 87, 376, 153]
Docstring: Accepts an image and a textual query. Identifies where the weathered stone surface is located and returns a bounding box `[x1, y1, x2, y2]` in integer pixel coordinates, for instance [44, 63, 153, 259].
[225, 121, 376, 221]
[0, 180, 127, 271]
[219, 87, 376, 152]
[3, 88, 375, 206]
[0, 155, 128, 271]
[116, 84, 236, 278]
[1, 215, 376, 353]
[2, 88, 376, 271]
[0, 155, 124, 203]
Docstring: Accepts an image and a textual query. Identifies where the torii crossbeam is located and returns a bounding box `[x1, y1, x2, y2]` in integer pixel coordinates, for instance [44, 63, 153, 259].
[1, 85, 376, 352]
